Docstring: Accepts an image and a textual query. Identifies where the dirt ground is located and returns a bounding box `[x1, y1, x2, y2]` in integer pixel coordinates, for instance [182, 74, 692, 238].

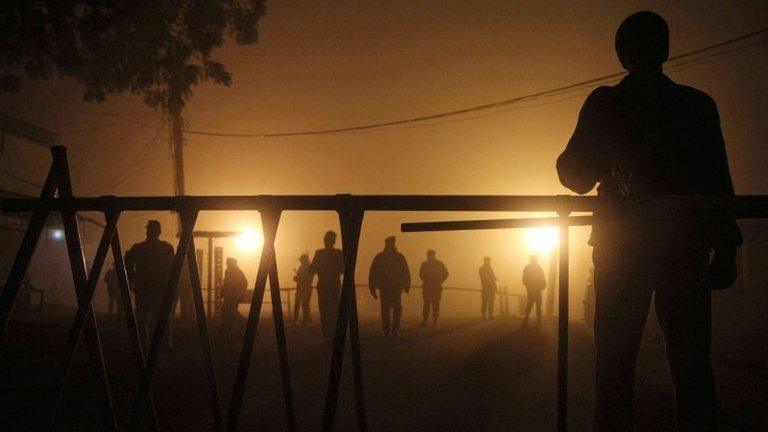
[1, 290, 767, 431]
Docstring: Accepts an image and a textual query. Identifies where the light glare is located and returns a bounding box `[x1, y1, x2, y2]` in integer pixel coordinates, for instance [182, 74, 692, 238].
[236, 228, 263, 252]
[525, 227, 558, 254]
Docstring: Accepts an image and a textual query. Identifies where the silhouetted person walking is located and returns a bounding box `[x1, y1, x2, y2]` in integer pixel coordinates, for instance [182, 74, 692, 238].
[220, 258, 248, 335]
[479, 257, 497, 319]
[125, 220, 175, 347]
[522, 255, 546, 325]
[103, 263, 122, 318]
[419, 250, 448, 326]
[557, 11, 741, 432]
[293, 253, 313, 324]
[310, 231, 344, 343]
[369, 236, 411, 337]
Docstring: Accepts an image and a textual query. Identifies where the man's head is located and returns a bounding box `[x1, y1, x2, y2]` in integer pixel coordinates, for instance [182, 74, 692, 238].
[384, 236, 396, 249]
[615, 11, 669, 72]
[323, 230, 337, 248]
[530, 254, 538, 264]
[483, 256, 491, 265]
[226, 257, 237, 268]
[146, 220, 161, 239]
[426, 250, 436, 259]
[299, 253, 309, 265]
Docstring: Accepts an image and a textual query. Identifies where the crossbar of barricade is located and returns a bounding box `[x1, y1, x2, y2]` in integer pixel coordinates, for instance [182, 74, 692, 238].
[2, 146, 768, 431]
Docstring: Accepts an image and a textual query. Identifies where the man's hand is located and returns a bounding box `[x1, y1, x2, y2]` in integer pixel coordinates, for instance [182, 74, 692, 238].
[706, 247, 737, 290]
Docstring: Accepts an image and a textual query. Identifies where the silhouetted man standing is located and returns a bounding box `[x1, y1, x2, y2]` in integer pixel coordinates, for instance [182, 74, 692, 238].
[220, 258, 248, 335]
[310, 231, 344, 342]
[293, 253, 313, 325]
[479, 257, 497, 320]
[557, 11, 741, 431]
[125, 220, 175, 345]
[419, 250, 448, 326]
[103, 263, 121, 318]
[522, 255, 545, 325]
[369, 236, 411, 337]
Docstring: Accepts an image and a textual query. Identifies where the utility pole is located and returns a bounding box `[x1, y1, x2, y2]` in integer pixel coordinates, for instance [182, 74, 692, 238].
[169, 106, 186, 197]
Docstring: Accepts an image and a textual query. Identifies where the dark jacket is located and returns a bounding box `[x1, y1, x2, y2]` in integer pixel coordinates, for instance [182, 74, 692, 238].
[125, 239, 175, 298]
[310, 247, 344, 291]
[369, 248, 411, 293]
[420, 259, 448, 290]
[557, 74, 741, 252]
[294, 262, 313, 292]
[222, 266, 248, 302]
[523, 263, 546, 291]
[479, 264, 497, 291]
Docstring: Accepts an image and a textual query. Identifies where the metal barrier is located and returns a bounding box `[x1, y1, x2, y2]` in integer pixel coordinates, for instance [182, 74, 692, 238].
[1, 145, 767, 432]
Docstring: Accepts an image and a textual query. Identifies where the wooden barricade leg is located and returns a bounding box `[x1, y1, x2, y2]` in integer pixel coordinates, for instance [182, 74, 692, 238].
[322, 207, 366, 432]
[186, 239, 225, 431]
[44, 210, 118, 427]
[112, 231, 159, 431]
[269, 256, 297, 432]
[129, 208, 198, 431]
[53, 146, 118, 430]
[226, 209, 281, 431]
[0, 168, 56, 340]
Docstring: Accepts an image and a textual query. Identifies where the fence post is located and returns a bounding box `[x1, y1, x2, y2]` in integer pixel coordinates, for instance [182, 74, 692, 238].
[130, 206, 198, 431]
[322, 203, 366, 431]
[557, 208, 570, 432]
[186, 240, 225, 431]
[226, 209, 282, 431]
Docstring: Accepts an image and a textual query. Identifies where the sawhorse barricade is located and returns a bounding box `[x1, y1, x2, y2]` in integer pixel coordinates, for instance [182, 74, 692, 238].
[2, 145, 768, 432]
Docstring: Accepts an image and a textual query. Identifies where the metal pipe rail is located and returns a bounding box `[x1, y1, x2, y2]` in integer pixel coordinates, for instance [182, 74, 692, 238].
[4, 194, 768, 216]
[2, 145, 768, 432]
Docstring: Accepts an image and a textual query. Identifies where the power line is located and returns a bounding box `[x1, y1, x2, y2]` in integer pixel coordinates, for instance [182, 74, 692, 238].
[183, 26, 768, 139]
[85, 119, 167, 195]
[0, 168, 42, 189]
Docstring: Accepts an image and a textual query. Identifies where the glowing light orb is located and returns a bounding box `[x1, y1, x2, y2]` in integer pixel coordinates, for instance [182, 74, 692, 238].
[236, 228, 263, 252]
[51, 228, 64, 241]
[525, 227, 558, 254]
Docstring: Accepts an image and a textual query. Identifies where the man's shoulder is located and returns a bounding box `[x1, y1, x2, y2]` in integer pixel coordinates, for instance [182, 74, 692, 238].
[584, 85, 616, 105]
[671, 82, 717, 112]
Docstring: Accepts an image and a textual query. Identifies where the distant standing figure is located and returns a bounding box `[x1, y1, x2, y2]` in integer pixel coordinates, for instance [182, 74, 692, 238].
[103, 264, 122, 318]
[419, 250, 448, 326]
[369, 236, 411, 337]
[310, 231, 344, 342]
[479, 257, 497, 319]
[220, 258, 248, 334]
[293, 253, 313, 325]
[522, 255, 546, 325]
[125, 220, 175, 345]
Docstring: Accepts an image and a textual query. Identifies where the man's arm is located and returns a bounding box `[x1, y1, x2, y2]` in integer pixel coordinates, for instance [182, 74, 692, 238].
[368, 256, 379, 298]
[699, 96, 742, 289]
[309, 250, 320, 275]
[402, 256, 411, 293]
[556, 87, 613, 194]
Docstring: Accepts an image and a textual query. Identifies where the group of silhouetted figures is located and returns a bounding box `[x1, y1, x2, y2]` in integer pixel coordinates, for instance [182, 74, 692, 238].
[102, 221, 550, 346]
[290, 231, 550, 339]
